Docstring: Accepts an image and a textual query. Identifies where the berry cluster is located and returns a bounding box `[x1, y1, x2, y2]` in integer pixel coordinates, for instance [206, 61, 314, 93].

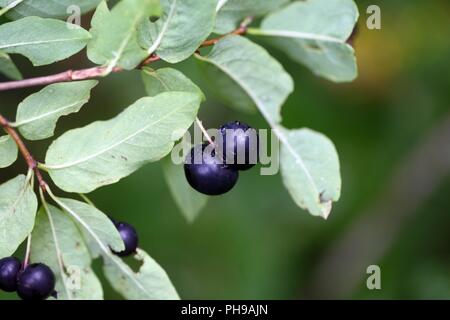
[0, 257, 56, 300]
[184, 121, 259, 195]
[0, 220, 138, 300]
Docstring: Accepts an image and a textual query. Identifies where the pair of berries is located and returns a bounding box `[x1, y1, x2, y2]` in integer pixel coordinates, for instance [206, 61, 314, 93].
[184, 121, 259, 196]
[0, 257, 55, 300]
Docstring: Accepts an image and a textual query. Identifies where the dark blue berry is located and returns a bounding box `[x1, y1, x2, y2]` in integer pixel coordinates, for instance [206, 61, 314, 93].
[0, 257, 21, 292]
[113, 222, 139, 257]
[184, 143, 239, 195]
[17, 263, 55, 300]
[219, 121, 259, 171]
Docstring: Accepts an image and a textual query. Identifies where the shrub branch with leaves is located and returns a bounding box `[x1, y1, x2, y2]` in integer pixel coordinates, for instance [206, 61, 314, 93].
[0, 0, 359, 300]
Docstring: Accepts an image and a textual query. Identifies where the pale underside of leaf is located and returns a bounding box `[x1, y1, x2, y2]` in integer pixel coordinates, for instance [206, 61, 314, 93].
[103, 248, 180, 300]
[0, 135, 18, 168]
[0, 174, 37, 258]
[0, 16, 91, 66]
[31, 205, 103, 300]
[255, 0, 359, 82]
[14, 80, 98, 141]
[0, 51, 22, 80]
[45, 92, 201, 193]
[0, 0, 104, 19]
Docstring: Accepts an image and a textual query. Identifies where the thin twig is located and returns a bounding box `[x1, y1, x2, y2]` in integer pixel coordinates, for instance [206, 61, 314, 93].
[0, 114, 47, 191]
[0, 23, 249, 92]
[23, 233, 32, 268]
[195, 117, 215, 146]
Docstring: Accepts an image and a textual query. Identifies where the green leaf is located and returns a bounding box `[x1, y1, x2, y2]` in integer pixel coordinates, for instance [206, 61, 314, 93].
[14, 81, 98, 141]
[141, 67, 204, 99]
[162, 155, 207, 223]
[54, 198, 124, 254]
[0, 0, 104, 19]
[45, 92, 202, 193]
[195, 35, 293, 123]
[0, 174, 37, 258]
[140, 68, 207, 222]
[250, 0, 359, 82]
[87, 0, 161, 72]
[0, 16, 91, 66]
[280, 129, 341, 219]
[214, 0, 289, 34]
[103, 248, 179, 300]
[195, 35, 341, 217]
[47, 192, 178, 300]
[0, 135, 18, 168]
[196, 59, 256, 113]
[0, 51, 22, 80]
[138, 0, 217, 63]
[31, 205, 103, 300]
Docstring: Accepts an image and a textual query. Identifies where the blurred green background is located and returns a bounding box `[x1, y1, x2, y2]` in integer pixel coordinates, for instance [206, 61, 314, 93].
[1, 0, 450, 299]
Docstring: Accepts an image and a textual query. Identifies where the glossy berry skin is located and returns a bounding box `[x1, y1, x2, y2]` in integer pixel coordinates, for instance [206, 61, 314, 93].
[113, 222, 139, 257]
[219, 121, 259, 171]
[0, 257, 22, 292]
[184, 143, 239, 196]
[17, 263, 55, 300]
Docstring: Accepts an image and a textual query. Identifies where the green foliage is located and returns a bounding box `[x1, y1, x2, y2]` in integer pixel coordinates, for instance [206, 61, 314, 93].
[138, 0, 217, 63]
[0, 175, 37, 258]
[103, 248, 179, 300]
[14, 81, 98, 140]
[87, 0, 160, 72]
[0, 0, 104, 19]
[44, 92, 202, 193]
[214, 0, 289, 34]
[0, 0, 359, 300]
[31, 205, 103, 300]
[250, 0, 359, 82]
[0, 16, 90, 66]
[0, 135, 17, 168]
[280, 129, 341, 219]
[0, 52, 21, 80]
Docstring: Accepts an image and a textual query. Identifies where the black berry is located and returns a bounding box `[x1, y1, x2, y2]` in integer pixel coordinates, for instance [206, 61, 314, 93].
[113, 222, 139, 257]
[184, 143, 239, 195]
[0, 257, 21, 292]
[219, 121, 259, 171]
[17, 263, 55, 300]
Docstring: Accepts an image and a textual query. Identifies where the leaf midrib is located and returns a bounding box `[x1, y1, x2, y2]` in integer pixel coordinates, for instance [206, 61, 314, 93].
[46, 97, 194, 170]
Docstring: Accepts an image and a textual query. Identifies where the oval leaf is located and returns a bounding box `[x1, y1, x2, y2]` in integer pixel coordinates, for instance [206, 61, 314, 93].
[87, 0, 161, 71]
[0, 0, 104, 19]
[14, 81, 98, 141]
[138, 0, 217, 63]
[195, 35, 293, 123]
[0, 51, 22, 80]
[103, 248, 179, 300]
[0, 174, 37, 258]
[45, 91, 202, 193]
[214, 0, 289, 34]
[0, 16, 91, 66]
[280, 128, 341, 219]
[162, 155, 208, 223]
[141, 67, 204, 99]
[0, 135, 18, 168]
[31, 205, 103, 300]
[252, 0, 359, 82]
